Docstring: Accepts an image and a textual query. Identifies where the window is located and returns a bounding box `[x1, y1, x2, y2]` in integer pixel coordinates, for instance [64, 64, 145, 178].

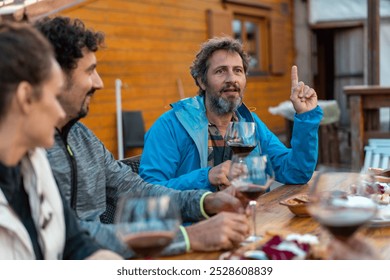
[207, 1, 287, 75]
[232, 14, 269, 74]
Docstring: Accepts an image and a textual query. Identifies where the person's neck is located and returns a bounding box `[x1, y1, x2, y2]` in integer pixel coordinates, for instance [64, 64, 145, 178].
[0, 125, 26, 166]
[56, 117, 69, 132]
[206, 110, 233, 138]
[55, 114, 82, 141]
[56, 113, 79, 133]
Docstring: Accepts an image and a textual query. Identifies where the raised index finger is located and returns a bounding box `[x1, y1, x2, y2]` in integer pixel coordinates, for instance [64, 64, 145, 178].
[291, 65, 298, 88]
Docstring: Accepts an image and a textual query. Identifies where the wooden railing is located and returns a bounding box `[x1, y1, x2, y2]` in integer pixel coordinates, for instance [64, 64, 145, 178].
[344, 85, 390, 170]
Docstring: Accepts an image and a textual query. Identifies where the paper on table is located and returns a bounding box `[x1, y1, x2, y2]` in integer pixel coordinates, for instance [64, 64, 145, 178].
[219, 233, 319, 260]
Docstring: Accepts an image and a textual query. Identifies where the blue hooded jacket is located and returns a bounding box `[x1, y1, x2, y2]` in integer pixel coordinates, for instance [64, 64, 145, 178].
[140, 95, 323, 191]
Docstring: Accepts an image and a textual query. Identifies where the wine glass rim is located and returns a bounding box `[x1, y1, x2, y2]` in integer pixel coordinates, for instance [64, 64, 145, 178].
[226, 121, 256, 129]
[232, 153, 269, 157]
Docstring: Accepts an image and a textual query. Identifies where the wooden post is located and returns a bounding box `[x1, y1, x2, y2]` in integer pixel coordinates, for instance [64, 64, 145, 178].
[367, 0, 380, 85]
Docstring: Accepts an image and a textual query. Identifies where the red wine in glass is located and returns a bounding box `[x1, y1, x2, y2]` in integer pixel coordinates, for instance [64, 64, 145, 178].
[224, 122, 257, 156]
[312, 199, 377, 241]
[227, 142, 256, 155]
[308, 184, 377, 242]
[123, 231, 175, 258]
[229, 154, 274, 243]
[237, 184, 267, 200]
[115, 195, 181, 259]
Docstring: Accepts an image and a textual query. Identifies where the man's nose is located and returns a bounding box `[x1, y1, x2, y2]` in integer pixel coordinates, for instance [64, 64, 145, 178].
[92, 70, 104, 89]
[225, 69, 238, 84]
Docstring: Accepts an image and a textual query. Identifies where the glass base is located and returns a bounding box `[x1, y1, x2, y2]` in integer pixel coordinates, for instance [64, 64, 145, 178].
[240, 235, 263, 246]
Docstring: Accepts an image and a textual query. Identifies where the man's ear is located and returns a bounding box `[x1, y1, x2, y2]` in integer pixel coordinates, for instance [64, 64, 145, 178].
[15, 81, 34, 114]
[197, 77, 206, 91]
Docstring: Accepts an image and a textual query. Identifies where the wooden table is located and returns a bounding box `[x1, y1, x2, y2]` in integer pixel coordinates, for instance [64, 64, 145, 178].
[160, 172, 390, 260]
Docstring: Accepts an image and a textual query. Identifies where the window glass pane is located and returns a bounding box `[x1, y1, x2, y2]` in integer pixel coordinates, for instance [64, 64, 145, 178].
[231, 14, 268, 74]
[245, 21, 256, 38]
[245, 21, 259, 69]
[233, 19, 242, 40]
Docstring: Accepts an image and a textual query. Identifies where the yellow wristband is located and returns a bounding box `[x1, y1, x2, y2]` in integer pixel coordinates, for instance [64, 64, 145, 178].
[179, 226, 191, 252]
[200, 191, 212, 219]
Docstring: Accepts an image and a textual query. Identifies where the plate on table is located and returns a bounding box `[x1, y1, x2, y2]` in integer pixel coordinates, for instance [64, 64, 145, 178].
[363, 180, 390, 227]
[369, 204, 390, 227]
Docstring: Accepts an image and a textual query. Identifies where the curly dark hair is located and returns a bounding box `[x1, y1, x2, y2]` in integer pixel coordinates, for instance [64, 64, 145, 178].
[190, 37, 249, 96]
[0, 21, 54, 119]
[34, 16, 105, 75]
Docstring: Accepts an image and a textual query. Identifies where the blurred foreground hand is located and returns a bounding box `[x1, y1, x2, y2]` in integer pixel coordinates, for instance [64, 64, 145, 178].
[186, 212, 249, 251]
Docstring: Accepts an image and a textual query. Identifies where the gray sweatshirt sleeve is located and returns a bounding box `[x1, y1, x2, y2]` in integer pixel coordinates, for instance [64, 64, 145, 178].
[103, 147, 208, 222]
[81, 135, 206, 257]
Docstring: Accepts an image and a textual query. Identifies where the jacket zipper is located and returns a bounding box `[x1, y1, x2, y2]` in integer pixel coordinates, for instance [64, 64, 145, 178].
[57, 134, 78, 211]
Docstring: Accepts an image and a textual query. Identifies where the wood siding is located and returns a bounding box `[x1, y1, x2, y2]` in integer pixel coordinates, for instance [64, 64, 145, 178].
[59, 0, 295, 157]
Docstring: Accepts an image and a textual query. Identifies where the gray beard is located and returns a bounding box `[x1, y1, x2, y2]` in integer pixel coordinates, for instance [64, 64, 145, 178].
[77, 108, 88, 119]
[208, 94, 241, 116]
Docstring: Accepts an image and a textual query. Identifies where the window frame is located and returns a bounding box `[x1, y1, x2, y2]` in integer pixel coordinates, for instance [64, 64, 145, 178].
[233, 13, 270, 76]
[208, 0, 287, 76]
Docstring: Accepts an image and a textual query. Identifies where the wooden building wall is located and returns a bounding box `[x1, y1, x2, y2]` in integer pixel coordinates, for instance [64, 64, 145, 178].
[59, 0, 295, 157]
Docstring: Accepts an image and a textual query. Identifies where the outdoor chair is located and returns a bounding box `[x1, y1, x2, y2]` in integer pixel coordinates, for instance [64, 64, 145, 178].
[122, 110, 145, 154]
[99, 154, 142, 224]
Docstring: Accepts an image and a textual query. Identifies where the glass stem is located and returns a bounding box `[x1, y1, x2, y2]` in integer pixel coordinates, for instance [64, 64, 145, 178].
[249, 200, 257, 237]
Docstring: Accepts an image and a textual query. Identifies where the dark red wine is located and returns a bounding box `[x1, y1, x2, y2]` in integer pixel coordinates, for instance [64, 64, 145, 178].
[237, 185, 266, 200]
[227, 142, 256, 155]
[322, 223, 362, 241]
[313, 207, 376, 241]
[123, 231, 174, 258]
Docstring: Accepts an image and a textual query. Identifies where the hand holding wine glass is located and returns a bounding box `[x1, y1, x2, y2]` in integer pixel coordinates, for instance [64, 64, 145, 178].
[229, 154, 274, 243]
[115, 194, 181, 259]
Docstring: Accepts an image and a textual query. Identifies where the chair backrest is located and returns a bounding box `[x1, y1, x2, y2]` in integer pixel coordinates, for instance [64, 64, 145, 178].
[120, 154, 141, 174]
[363, 139, 390, 171]
[122, 110, 145, 151]
[99, 155, 142, 224]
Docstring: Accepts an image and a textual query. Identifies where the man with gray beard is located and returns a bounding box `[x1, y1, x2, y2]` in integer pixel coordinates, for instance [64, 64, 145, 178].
[140, 37, 323, 192]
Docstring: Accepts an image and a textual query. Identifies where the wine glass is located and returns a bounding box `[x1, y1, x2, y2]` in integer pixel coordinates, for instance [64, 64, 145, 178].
[225, 122, 257, 156]
[115, 194, 181, 259]
[307, 170, 377, 242]
[229, 154, 275, 243]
